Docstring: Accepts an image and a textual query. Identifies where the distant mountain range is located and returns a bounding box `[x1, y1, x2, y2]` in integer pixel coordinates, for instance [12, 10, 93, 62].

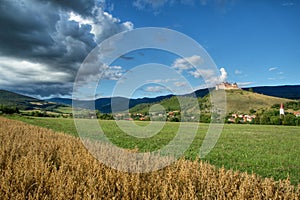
[49, 95, 174, 113]
[1, 85, 299, 113]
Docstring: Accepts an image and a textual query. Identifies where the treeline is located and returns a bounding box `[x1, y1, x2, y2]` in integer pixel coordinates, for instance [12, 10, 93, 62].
[272, 101, 300, 110]
[228, 101, 300, 126]
[2, 101, 300, 126]
[97, 112, 114, 120]
[24, 110, 71, 118]
[254, 110, 300, 126]
[0, 105, 19, 114]
[255, 101, 300, 126]
[0, 104, 71, 118]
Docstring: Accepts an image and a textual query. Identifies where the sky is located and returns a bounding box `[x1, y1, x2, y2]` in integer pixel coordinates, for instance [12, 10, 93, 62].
[0, 0, 299, 99]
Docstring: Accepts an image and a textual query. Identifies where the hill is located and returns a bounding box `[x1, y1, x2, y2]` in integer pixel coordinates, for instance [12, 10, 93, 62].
[244, 85, 300, 100]
[211, 89, 292, 114]
[129, 89, 293, 115]
[0, 90, 67, 112]
[0, 90, 47, 110]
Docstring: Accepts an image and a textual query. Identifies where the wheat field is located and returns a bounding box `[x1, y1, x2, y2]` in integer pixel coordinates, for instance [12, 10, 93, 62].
[0, 117, 299, 199]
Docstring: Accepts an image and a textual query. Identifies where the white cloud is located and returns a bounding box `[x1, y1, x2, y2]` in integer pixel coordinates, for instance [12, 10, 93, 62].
[67, 8, 133, 44]
[188, 67, 228, 87]
[146, 78, 178, 83]
[76, 61, 124, 84]
[0, 57, 70, 84]
[0, 56, 125, 97]
[144, 86, 167, 93]
[102, 66, 124, 80]
[0, 56, 74, 97]
[235, 69, 242, 75]
[133, 0, 170, 10]
[174, 82, 187, 87]
[282, 2, 295, 6]
[0, 0, 134, 97]
[172, 55, 203, 72]
[189, 69, 214, 78]
[110, 66, 122, 70]
[237, 82, 254, 86]
[68, 12, 94, 27]
[133, 0, 196, 11]
[268, 76, 286, 81]
[219, 68, 228, 82]
[268, 67, 278, 71]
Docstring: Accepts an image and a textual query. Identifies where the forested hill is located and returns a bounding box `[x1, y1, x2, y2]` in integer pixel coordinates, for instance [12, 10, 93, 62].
[244, 85, 300, 100]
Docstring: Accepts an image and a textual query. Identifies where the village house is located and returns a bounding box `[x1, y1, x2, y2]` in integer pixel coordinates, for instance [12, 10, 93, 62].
[124, 118, 133, 121]
[167, 110, 180, 116]
[243, 114, 256, 122]
[228, 113, 256, 123]
[294, 111, 300, 117]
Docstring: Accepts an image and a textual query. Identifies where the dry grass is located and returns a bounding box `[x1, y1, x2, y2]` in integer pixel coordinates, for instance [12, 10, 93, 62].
[0, 117, 299, 199]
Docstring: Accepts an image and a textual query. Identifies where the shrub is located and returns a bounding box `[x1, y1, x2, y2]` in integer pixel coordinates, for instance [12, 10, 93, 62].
[260, 115, 270, 125]
[283, 114, 296, 126]
[270, 116, 282, 125]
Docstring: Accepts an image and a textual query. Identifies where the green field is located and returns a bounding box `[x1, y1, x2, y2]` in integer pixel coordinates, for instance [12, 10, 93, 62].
[7, 115, 300, 185]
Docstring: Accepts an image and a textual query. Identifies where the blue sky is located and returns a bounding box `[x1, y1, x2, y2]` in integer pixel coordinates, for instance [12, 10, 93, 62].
[112, 0, 300, 84]
[97, 0, 300, 98]
[0, 0, 299, 99]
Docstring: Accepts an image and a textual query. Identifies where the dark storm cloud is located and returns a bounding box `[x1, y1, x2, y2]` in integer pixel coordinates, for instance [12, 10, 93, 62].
[0, 0, 96, 63]
[39, 0, 99, 17]
[0, 0, 57, 57]
[7, 82, 74, 98]
[0, 0, 133, 97]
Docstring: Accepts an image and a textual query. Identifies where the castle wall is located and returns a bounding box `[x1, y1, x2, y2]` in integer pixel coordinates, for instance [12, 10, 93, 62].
[216, 82, 239, 90]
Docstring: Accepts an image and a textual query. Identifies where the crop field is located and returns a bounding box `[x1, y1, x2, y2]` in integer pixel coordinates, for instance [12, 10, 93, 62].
[1, 116, 300, 199]
[6, 115, 300, 186]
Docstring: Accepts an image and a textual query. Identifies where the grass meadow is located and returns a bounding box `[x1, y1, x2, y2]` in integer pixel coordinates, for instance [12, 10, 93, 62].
[1, 116, 300, 199]
[6, 115, 300, 186]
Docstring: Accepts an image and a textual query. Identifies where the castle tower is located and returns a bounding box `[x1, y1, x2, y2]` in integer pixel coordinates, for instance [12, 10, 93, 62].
[280, 103, 285, 115]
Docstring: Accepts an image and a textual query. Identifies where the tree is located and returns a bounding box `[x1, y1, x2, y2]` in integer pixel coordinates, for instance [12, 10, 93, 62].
[0, 105, 19, 114]
[296, 117, 300, 126]
[170, 116, 180, 122]
[253, 115, 260, 124]
[234, 117, 241, 124]
[249, 108, 256, 114]
[271, 104, 280, 109]
[211, 112, 221, 123]
[200, 114, 211, 123]
[260, 115, 270, 125]
[282, 114, 296, 126]
[270, 116, 281, 125]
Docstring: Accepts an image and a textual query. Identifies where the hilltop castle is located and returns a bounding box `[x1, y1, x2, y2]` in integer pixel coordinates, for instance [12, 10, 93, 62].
[215, 82, 239, 90]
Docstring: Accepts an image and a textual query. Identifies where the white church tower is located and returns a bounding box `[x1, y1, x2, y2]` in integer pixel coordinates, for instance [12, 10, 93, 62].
[280, 103, 285, 115]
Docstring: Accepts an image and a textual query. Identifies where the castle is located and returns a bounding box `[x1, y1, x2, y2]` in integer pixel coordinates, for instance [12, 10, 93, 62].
[215, 82, 239, 90]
